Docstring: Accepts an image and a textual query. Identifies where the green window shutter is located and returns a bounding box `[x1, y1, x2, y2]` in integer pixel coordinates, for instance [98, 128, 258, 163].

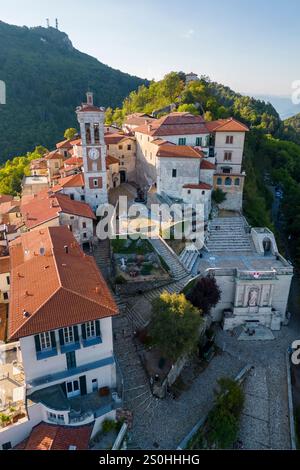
[74, 325, 79, 342]
[81, 323, 86, 340]
[95, 320, 101, 337]
[59, 329, 64, 346]
[79, 375, 87, 396]
[34, 335, 41, 352]
[50, 331, 56, 349]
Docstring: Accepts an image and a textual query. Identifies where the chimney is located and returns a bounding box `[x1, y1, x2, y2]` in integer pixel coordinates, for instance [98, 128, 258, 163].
[95, 286, 101, 294]
[147, 124, 152, 133]
[86, 91, 93, 106]
[64, 245, 69, 254]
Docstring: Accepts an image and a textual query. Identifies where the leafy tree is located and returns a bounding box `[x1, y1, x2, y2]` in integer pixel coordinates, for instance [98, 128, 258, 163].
[206, 378, 244, 449]
[0, 146, 47, 195]
[105, 107, 114, 125]
[177, 103, 199, 115]
[150, 292, 202, 361]
[64, 128, 77, 140]
[207, 405, 238, 449]
[186, 276, 221, 315]
[212, 188, 227, 205]
[215, 378, 245, 417]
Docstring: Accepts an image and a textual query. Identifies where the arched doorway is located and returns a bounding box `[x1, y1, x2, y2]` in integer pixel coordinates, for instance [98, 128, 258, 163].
[263, 237, 272, 255]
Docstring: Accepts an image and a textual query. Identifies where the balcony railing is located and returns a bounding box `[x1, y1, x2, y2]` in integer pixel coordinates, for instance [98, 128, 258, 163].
[28, 355, 115, 388]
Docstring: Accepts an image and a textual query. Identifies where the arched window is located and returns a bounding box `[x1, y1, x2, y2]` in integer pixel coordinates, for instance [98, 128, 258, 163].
[217, 177, 222, 185]
[234, 178, 240, 186]
[225, 177, 232, 186]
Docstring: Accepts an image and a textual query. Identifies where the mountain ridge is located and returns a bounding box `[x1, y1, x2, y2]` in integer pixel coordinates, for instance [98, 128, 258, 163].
[0, 21, 148, 162]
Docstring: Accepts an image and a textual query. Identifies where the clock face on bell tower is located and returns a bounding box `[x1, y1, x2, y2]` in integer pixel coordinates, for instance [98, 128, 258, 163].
[88, 148, 99, 160]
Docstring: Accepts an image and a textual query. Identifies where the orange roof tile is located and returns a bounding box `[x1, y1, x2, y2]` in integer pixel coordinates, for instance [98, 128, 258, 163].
[64, 157, 83, 166]
[8, 226, 118, 339]
[0, 200, 20, 215]
[134, 112, 209, 136]
[45, 150, 64, 160]
[205, 118, 249, 132]
[104, 133, 134, 145]
[56, 140, 73, 150]
[200, 159, 216, 170]
[183, 182, 212, 190]
[51, 173, 85, 192]
[21, 192, 95, 229]
[14, 422, 92, 450]
[106, 155, 119, 169]
[0, 195, 13, 204]
[157, 144, 204, 159]
[0, 256, 10, 274]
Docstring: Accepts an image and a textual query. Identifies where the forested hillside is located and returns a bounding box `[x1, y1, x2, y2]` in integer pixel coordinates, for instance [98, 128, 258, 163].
[0, 21, 147, 162]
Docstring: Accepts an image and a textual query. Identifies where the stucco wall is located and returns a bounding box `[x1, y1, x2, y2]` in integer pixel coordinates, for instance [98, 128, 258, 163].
[214, 131, 245, 173]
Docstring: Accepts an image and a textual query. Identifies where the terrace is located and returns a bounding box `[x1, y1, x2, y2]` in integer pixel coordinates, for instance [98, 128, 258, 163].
[0, 342, 27, 429]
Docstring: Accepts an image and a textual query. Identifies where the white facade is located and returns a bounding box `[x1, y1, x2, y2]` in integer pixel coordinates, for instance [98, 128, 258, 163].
[214, 131, 245, 174]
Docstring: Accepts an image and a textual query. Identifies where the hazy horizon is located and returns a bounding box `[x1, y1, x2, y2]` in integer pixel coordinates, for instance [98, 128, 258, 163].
[1, 0, 300, 102]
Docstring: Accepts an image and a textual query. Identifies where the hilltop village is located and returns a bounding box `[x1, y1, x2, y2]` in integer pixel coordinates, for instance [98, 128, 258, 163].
[0, 87, 294, 450]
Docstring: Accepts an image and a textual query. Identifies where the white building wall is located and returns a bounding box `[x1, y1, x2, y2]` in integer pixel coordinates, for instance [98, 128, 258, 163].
[20, 317, 114, 386]
[156, 157, 200, 199]
[59, 213, 94, 245]
[214, 132, 245, 173]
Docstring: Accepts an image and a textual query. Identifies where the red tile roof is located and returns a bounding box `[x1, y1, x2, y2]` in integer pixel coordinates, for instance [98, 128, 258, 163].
[14, 422, 92, 450]
[134, 112, 209, 136]
[0, 200, 20, 215]
[51, 173, 85, 192]
[21, 192, 95, 229]
[45, 150, 64, 160]
[200, 159, 216, 170]
[205, 118, 249, 132]
[8, 226, 118, 339]
[104, 133, 134, 145]
[56, 140, 73, 150]
[0, 256, 10, 274]
[183, 182, 212, 190]
[64, 157, 83, 166]
[124, 113, 156, 127]
[106, 155, 119, 169]
[0, 195, 13, 204]
[157, 143, 204, 159]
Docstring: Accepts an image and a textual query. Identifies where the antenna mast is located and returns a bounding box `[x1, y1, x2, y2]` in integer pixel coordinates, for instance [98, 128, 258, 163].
[55, 18, 59, 30]
[46, 18, 50, 28]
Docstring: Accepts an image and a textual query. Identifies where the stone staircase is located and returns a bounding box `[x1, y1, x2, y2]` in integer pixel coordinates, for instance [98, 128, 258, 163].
[179, 246, 199, 273]
[206, 216, 253, 253]
[149, 237, 188, 280]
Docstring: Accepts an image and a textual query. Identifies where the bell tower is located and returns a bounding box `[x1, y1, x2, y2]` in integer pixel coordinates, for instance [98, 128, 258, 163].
[76, 92, 108, 211]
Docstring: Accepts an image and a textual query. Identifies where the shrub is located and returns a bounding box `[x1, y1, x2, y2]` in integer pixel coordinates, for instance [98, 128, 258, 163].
[102, 419, 116, 434]
[212, 188, 227, 205]
[115, 275, 127, 285]
[206, 405, 239, 449]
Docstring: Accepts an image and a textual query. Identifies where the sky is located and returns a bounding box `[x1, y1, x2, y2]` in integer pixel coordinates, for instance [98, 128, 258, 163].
[1, 0, 300, 96]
